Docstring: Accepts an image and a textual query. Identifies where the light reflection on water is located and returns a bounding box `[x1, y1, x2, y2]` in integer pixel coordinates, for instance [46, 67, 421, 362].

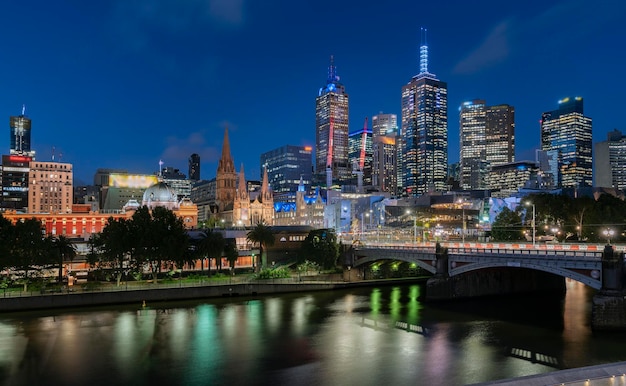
[0, 280, 625, 386]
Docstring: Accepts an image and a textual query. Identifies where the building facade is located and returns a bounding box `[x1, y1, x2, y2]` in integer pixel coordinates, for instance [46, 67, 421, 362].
[371, 113, 398, 195]
[595, 129, 626, 190]
[459, 100, 515, 190]
[28, 161, 73, 214]
[348, 118, 373, 188]
[485, 161, 538, 198]
[10, 107, 35, 158]
[260, 145, 312, 194]
[188, 153, 200, 181]
[233, 165, 274, 226]
[540, 97, 592, 188]
[400, 32, 448, 196]
[1, 154, 32, 211]
[315, 56, 350, 186]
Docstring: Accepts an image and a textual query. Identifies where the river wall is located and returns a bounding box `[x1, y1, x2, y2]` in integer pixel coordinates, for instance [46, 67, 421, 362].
[0, 278, 424, 312]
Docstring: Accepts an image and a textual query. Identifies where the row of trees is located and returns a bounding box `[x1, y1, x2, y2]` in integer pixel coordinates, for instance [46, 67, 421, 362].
[0, 215, 76, 288]
[88, 206, 240, 285]
[491, 193, 626, 242]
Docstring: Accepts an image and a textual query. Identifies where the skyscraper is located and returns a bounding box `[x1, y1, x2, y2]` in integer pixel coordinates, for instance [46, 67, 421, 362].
[348, 118, 372, 188]
[371, 113, 398, 194]
[10, 105, 35, 158]
[260, 145, 312, 194]
[459, 100, 515, 190]
[316, 56, 350, 186]
[400, 29, 448, 196]
[540, 97, 592, 188]
[188, 153, 200, 181]
[594, 129, 626, 190]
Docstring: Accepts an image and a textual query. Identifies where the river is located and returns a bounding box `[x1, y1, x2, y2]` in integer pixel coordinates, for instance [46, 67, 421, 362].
[1, 279, 626, 386]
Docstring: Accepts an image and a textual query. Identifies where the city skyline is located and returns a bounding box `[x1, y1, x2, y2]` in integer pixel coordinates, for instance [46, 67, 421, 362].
[1, 1, 625, 184]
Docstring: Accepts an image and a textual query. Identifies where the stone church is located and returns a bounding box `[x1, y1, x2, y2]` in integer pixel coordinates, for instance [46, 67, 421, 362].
[215, 128, 274, 226]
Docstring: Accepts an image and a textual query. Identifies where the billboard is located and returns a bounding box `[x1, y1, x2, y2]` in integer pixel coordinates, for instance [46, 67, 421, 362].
[109, 174, 158, 189]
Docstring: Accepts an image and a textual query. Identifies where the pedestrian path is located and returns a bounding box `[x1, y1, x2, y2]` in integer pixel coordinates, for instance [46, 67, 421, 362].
[473, 361, 626, 385]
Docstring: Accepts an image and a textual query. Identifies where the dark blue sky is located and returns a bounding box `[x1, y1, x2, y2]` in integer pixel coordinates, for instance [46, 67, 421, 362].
[1, 0, 625, 185]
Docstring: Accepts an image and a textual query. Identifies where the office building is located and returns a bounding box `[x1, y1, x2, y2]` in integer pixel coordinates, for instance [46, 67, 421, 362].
[189, 153, 200, 181]
[459, 100, 515, 190]
[260, 145, 312, 194]
[316, 56, 350, 186]
[28, 161, 73, 213]
[348, 118, 372, 188]
[371, 113, 398, 194]
[540, 97, 592, 188]
[10, 106, 35, 158]
[400, 29, 448, 196]
[595, 129, 626, 190]
[1, 154, 32, 212]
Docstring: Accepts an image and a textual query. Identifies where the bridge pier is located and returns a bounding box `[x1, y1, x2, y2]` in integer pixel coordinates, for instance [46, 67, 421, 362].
[426, 243, 565, 301]
[591, 245, 626, 331]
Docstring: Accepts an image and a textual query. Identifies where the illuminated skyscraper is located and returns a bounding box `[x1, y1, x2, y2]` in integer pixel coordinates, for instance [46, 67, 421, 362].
[594, 129, 626, 189]
[400, 29, 448, 196]
[260, 145, 312, 194]
[459, 100, 515, 190]
[348, 118, 373, 188]
[316, 56, 350, 186]
[371, 113, 398, 194]
[540, 97, 592, 188]
[10, 105, 35, 158]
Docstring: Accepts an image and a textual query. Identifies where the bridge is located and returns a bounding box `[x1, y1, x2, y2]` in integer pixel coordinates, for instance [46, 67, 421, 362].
[350, 242, 626, 330]
[352, 242, 609, 289]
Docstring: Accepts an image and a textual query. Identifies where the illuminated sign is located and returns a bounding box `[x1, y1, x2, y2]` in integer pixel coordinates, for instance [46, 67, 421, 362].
[109, 174, 158, 188]
[3, 155, 32, 163]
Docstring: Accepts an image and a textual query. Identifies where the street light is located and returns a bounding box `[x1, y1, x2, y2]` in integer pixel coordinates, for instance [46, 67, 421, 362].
[525, 201, 535, 246]
[603, 228, 615, 245]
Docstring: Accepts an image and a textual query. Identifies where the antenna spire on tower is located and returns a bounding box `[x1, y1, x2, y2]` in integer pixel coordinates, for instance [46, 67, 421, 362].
[328, 55, 338, 83]
[419, 27, 429, 74]
[21, 104, 26, 116]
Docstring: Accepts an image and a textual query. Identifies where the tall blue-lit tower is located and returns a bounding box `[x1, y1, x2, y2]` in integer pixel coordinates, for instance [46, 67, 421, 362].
[400, 28, 448, 196]
[9, 105, 35, 157]
[315, 56, 350, 186]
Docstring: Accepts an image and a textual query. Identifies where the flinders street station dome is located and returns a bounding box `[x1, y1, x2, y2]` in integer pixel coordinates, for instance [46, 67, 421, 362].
[142, 181, 178, 210]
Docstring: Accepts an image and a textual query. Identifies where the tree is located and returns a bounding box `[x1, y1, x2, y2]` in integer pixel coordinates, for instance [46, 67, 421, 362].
[246, 222, 274, 271]
[0, 215, 14, 273]
[197, 229, 225, 276]
[96, 217, 133, 286]
[224, 240, 239, 274]
[299, 229, 339, 270]
[491, 207, 524, 241]
[11, 218, 48, 289]
[52, 235, 77, 284]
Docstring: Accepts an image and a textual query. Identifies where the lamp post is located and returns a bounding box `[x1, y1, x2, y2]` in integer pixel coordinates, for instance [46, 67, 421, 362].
[525, 201, 535, 246]
[603, 228, 615, 245]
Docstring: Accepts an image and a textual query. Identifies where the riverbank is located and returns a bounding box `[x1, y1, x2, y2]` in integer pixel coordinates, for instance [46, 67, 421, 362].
[0, 277, 427, 312]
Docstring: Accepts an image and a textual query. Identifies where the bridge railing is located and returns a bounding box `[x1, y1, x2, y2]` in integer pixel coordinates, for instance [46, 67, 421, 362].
[447, 247, 602, 260]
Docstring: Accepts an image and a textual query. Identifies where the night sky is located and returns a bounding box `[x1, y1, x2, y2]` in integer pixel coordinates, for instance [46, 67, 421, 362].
[1, 0, 625, 185]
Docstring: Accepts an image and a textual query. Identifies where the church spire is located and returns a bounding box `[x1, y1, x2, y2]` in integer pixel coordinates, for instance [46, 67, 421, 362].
[217, 126, 235, 174]
[261, 165, 272, 202]
[237, 163, 248, 200]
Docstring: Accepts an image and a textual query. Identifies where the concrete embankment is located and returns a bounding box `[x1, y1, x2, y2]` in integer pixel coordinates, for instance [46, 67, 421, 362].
[0, 278, 425, 312]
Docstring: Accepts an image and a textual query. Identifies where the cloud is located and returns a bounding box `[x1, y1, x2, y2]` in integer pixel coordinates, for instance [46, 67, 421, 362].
[453, 20, 512, 75]
[109, 0, 247, 52]
[160, 131, 221, 165]
[453, 0, 626, 75]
